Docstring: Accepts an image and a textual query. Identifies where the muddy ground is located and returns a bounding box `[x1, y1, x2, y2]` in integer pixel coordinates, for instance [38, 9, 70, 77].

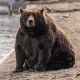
[0, 2, 80, 80]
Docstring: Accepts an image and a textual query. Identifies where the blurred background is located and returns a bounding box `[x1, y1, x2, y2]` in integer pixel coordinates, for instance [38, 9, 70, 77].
[0, 0, 80, 61]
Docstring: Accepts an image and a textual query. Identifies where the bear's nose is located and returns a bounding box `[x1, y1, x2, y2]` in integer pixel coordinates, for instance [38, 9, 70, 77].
[27, 16, 35, 27]
[28, 19, 33, 24]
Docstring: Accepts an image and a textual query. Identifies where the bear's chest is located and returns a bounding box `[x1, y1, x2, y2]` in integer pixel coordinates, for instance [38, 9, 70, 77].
[31, 38, 39, 53]
[24, 36, 40, 57]
[24, 33, 54, 57]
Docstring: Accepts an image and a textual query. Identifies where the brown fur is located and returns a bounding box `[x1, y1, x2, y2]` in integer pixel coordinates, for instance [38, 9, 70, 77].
[14, 8, 75, 72]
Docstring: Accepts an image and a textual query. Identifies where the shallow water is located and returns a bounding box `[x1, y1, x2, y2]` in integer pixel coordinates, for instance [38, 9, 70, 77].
[0, 15, 19, 61]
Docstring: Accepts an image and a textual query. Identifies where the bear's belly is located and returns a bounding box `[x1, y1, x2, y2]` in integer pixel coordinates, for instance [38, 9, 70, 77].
[24, 37, 39, 59]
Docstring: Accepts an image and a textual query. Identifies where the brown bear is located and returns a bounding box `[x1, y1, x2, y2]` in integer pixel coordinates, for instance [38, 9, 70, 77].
[14, 8, 75, 72]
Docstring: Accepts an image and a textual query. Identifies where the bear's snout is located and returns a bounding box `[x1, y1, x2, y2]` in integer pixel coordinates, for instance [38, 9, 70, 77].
[27, 15, 35, 27]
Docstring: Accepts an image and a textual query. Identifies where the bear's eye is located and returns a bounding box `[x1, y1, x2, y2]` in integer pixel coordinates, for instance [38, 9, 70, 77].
[27, 13, 36, 17]
[33, 13, 37, 17]
[21, 14, 27, 21]
[23, 16, 27, 21]
[26, 13, 30, 17]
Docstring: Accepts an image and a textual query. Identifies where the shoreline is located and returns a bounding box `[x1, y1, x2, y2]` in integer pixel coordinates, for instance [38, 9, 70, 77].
[0, 49, 14, 65]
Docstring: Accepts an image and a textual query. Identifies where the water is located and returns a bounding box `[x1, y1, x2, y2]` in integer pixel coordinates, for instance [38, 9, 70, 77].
[0, 14, 19, 61]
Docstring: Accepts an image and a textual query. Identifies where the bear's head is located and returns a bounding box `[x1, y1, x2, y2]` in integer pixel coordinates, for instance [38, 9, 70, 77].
[19, 8, 48, 36]
[20, 8, 46, 28]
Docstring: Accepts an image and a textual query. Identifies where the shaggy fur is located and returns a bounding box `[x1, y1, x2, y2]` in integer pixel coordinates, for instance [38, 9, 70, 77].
[14, 8, 75, 72]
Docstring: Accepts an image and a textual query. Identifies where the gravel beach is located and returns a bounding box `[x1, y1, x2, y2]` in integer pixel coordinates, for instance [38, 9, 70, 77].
[0, 2, 80, 80]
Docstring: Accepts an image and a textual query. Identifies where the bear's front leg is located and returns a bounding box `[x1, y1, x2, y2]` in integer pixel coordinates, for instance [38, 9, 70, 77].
[34, 44, 51, 71]
[14, 45, 25, 72]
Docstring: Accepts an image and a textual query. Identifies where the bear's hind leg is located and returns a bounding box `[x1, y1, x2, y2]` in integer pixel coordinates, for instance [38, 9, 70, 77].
[64, 49, 75, 68]
[47, 49, 75, 70]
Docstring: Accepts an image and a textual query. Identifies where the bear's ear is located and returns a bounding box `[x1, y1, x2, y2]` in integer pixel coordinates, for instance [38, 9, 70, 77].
[19, 8, 24, 14]
[40, 8, 44, 15]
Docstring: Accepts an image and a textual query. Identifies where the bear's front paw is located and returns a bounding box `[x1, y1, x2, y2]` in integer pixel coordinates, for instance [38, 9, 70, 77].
[28, 69, 34, 72]
[34, 64, 46, 71]
[13, 67, 24, 73]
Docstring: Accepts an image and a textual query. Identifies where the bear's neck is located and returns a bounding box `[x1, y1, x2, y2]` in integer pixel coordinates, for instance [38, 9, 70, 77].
[21, 25, 48, 37]
[28, 26, 48, 37]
